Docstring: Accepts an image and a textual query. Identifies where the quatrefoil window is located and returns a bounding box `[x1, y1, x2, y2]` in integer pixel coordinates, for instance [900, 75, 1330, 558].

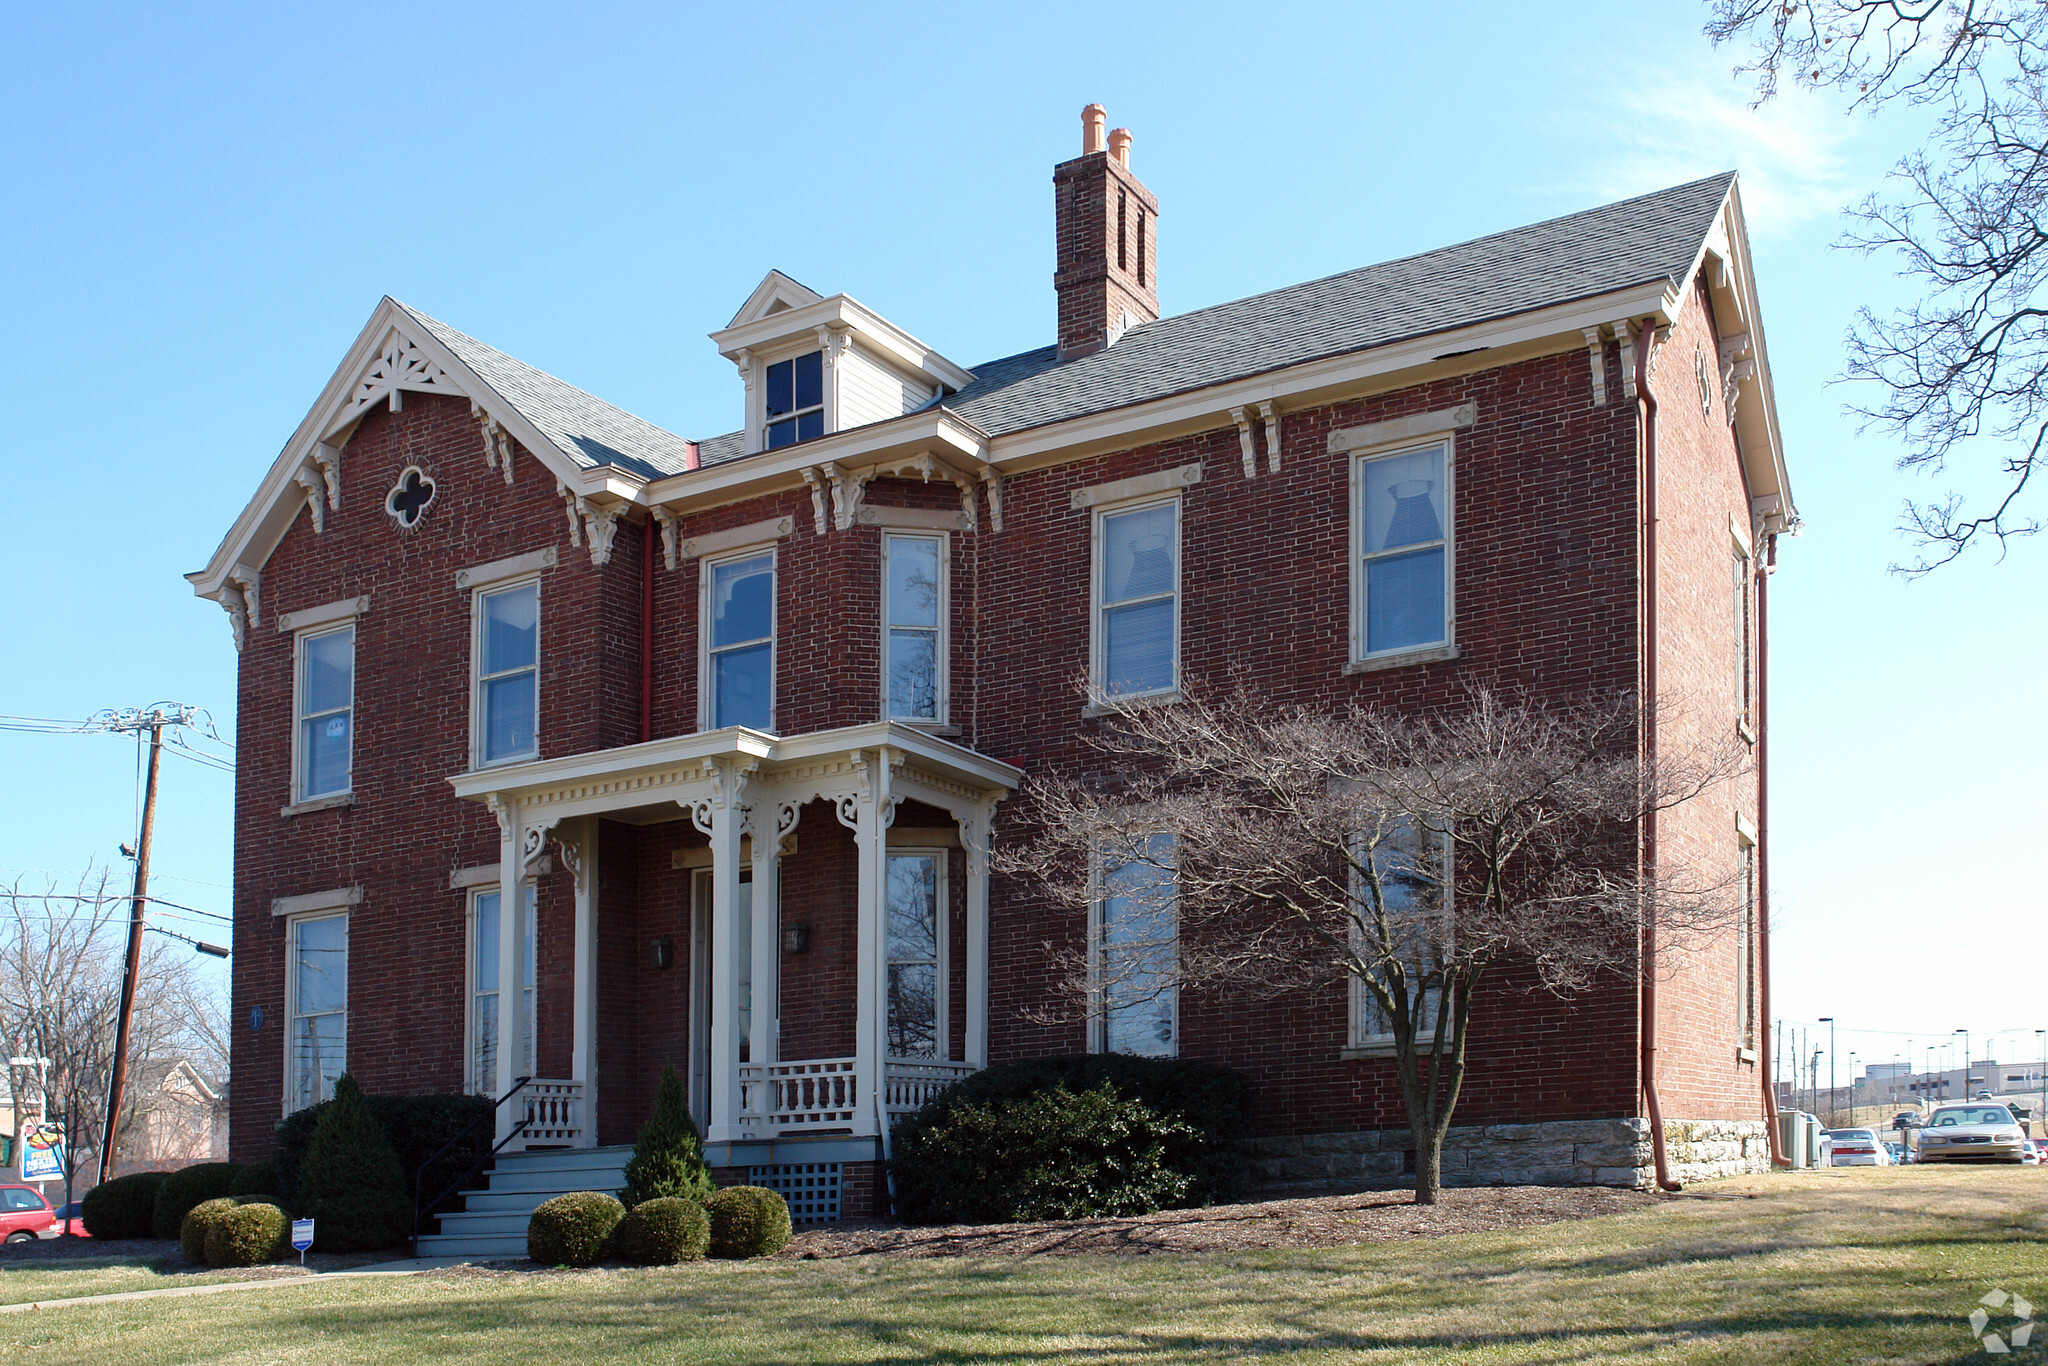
[385, 466, 437, 529]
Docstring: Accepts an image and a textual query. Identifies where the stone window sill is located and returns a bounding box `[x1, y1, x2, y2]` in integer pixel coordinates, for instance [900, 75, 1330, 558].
[1082, 689, 1183, 719]
[1737, 719, 1757, 746]
[1345, 644, 1462, 675]
[1341, 1040, 1398, 1061]
[280, 792, 355, 819]
[1737, 1047, 1759, 1065]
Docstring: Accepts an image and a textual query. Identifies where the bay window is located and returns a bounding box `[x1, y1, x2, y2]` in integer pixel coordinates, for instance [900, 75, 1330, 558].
[884, 534, 944, 721]
[885, 852, 944, 1058]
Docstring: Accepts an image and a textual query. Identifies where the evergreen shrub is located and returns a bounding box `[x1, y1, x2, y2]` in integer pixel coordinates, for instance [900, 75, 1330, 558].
[612, 1197, 710, 1265]
[205, 1202, 288, 1267]
[228, 1157, 280, 1198]
[273, 1092, 490, 1208]
[527, 1191, 624, 1266]
[152, 1162, 237, 1240]
[619, 1065, 714, 1206]
[293, 1073, 412, 1251]
[180, 1197, 240, 1264]
[702, 1186, 792, 1258]
[890, 1053, 1253, 1224]
[891, 1082, 1199, 1225]
[80, 1171, 172, 1240]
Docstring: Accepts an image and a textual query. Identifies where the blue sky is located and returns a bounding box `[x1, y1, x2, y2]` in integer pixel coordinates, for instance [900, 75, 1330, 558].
[4, 2, 2042, 1088]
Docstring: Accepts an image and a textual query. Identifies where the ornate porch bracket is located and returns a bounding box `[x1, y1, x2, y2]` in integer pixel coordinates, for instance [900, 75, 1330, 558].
[1257, 400, 1282, 474]
[1229, 404, 1258, 479]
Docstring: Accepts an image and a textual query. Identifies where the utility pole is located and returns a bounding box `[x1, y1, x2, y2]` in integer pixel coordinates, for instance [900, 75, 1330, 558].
[1819, 1018, 1835, 1125]
[99, 712, 168, 1183]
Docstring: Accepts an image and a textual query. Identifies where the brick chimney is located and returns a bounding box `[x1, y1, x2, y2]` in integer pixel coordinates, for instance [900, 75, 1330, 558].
[1053, 104, 1159, 360]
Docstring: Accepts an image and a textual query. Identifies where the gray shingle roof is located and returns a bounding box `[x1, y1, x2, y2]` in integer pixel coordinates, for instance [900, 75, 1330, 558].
[945, 172, 1736, 436]
[405, 174, 1733, 476]
[395, 301, 703, 478]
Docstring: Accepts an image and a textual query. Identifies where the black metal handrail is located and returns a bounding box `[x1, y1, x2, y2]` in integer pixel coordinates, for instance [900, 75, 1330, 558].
[411, 1076, 533, 1256]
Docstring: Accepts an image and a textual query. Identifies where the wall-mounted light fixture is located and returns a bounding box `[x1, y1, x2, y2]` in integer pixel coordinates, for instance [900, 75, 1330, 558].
[782, 923, 809, 954]
[650, 937, 673, 969]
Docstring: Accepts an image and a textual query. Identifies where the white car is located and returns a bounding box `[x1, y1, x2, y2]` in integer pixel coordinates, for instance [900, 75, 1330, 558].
[1823, 1128, 1890, 1166]
[1915, 1104, 2029, 1164]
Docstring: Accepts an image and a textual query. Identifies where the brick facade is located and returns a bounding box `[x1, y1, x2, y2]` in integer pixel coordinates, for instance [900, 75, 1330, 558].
[212, 139, 1783, 1196]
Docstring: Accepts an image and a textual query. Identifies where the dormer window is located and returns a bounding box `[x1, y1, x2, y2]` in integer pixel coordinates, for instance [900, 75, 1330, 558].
[764, 351, 824, 449]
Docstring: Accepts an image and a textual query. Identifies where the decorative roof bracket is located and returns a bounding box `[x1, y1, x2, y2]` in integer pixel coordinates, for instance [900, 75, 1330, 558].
[1257, 400, 1282, 474]
[1582, 327, 1608, 407]
[1229, 405, 1258, 479]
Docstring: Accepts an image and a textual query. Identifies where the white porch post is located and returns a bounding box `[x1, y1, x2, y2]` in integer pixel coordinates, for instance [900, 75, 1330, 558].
[697, 762, 751, 1143]
[566, 817, 598, 1148]
[488, 795, 527, 1144]
[961, 798, 994, 1069]
[841, 750, 890, 1138]
[751, 802, 788, 1069]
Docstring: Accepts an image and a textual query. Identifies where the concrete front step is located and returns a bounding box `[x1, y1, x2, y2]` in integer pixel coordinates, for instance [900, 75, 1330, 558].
[416, 1146, 636, 1259]
[413, 1232, 530, 1260]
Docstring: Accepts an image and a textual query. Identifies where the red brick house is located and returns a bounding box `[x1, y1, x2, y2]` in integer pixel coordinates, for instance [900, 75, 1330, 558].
[189, 107, 1796, 1243]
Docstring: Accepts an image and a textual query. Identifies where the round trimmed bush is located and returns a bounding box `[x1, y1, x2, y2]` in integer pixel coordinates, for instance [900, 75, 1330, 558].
[228, 1158, 280, 1199]
[527, 1191, 624, 1267]
[702, 1186, 791, 1259]
[890, 1082, 1197, 1225]
[153, 1162, 237, 1240]
[180, 1197, 241, 1264]
[612, 1197, 710, 1265]
[205, 1202, 288, 1268]
[81, 1171, 173, 1240]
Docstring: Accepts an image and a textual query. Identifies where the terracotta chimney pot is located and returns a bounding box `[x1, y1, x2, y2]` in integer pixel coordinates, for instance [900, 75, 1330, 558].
[1107, 128, 1132, 167]
[1082, 104, 1107, 155]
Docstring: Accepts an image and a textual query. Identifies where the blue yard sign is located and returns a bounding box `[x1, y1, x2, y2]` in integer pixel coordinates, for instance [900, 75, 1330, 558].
[19, 1124, 62, 1182]
[291, 1218, 314, 1263]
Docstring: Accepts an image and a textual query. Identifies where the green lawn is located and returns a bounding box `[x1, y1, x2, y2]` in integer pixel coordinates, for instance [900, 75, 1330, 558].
[3, 1168, 2044, 1364]
[0, 1256, 297, 1306]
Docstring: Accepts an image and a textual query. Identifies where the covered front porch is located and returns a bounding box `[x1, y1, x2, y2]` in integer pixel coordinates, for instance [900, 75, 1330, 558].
[448, 723, 1020, 1149]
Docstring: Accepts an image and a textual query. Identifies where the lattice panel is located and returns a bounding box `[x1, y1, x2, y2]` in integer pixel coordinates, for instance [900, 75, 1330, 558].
[749, 1162, 841, 1225]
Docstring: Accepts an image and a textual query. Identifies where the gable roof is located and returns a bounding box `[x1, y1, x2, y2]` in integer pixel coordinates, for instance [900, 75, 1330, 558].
[393, 302, 701, 479]
[944, 172, 1737, 437]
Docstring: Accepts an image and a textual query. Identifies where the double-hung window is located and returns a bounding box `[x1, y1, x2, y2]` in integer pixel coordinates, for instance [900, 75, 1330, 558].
[1349, 822, 1452, 1053]
[470, 886, 536, 1093]
[1094, 499, 1179, 699]
[885, 852, 944, 1058]
[764, 351, 824, 449]
[1732, 546, 1753, 725]
[476, 581, 539, 765]
[288, 912, 347, 1113]
[295, 625, 354, 801]
[884, 534, 944, 721]
[1735, 833, 1756, 1053]
[705, 551, 775, 730]
[1354, 442, 1451, 658]
[1093, 834, 1177, 1057]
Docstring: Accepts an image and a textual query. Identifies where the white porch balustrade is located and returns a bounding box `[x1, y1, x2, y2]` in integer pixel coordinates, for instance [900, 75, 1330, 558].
[451, 722, 1021, 1149]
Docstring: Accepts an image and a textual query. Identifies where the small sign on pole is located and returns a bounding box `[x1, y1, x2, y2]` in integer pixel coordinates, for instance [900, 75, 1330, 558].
[19, 1124, 63, 1183]
[290, 1218, 314, 1264]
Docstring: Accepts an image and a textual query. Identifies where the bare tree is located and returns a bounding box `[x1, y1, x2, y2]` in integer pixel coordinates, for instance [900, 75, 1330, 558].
[1708, 1, 2048, 571]
[1002, 686, 1745, 1204]
[0, 872, 225, 1220]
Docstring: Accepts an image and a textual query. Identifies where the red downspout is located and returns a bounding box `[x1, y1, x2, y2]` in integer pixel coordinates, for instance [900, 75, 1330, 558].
[1757, 535, 1791, 1166]
[641, 513, 655, 744]
[1633, 318, 1682, 1193]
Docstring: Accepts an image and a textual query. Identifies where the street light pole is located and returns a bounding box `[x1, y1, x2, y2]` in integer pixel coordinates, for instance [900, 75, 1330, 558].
[2036, 1030, 2045, 1138]
[1957, 1029, 1970, 1099]
[1819, 1018, 1835, 1125]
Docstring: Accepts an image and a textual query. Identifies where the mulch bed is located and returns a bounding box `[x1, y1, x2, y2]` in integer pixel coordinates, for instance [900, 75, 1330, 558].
[778, 1185, 1666, 1259]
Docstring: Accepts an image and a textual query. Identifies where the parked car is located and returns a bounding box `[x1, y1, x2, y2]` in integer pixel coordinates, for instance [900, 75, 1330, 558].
[1824, 1128, 1890, 1166]
[1890, 1111, 1920, 1131]
[0, 1186, 57, 1243]
[48, 1201, 88, 1237]
[1883, 1141, 1910, 1165]
[1915, 1104, 2030, 1164]
[2020, 1141, 2043, 1166]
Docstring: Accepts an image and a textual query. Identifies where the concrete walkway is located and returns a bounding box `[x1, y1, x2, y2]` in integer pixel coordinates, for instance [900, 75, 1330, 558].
[0, 1257, 479, 1315]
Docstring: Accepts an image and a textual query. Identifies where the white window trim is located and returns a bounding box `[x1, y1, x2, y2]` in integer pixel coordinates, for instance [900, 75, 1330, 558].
[455, 546, 557, 593]
[276, 594, 370, 635]
[283, 909, 348, 1117]
[1735, 820, 1758, 1060]
[1731, 536, 1754, 734]
[881, 531, 950, 725]
[698, 545, 778, 733]
[471, 575, 542, 769]
[1348, 437, 1457, 667]
[290, 620, 356, 806]
[270, 885, 362, 918]
[1345, 826, 1453, 1059]
[1089, 493, 1183, 707]
[465, 885, 536, 1095]
[1087, 839, 1180, 1057]
[755, 344, 829, 451]
[885, 848, 951, 1061]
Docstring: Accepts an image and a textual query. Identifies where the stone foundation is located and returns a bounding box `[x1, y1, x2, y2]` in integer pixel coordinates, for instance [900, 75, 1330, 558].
[1248, 1117, 1771, 1190]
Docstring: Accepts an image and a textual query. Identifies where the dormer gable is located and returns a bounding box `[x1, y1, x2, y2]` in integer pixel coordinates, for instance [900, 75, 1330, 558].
[710, 272, 976, 455]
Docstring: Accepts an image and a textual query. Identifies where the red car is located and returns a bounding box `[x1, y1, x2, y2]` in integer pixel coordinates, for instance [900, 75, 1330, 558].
[50, 1201, 88, 1237]
[0, 1186, 57, 1243]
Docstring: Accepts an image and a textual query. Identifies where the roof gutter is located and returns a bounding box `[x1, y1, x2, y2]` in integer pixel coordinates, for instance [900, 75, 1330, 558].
[1633, 316, 1682, 1194]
